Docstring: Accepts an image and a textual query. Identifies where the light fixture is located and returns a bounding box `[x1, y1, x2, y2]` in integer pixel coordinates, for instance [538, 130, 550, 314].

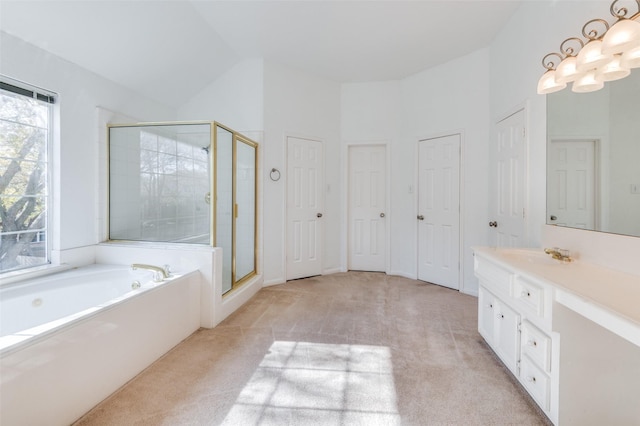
[597, 54, 631, 80]
[555, 38, 584, 83]
[576, 20, 613, 72]
[537, 0, 640, 94]
[621, 44, 640, 67]
[572, 71, 605, 92]
[537, 53, 567, 94]
[602, 1, 640, 54]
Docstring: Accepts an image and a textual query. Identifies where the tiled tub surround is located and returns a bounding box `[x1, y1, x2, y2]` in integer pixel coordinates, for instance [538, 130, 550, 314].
[474, 246, 640, 425]
[0, 264, 201, 426]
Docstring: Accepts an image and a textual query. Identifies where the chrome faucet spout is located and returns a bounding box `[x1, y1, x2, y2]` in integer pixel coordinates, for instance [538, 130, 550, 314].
[544, 248, 572, 262]
[131, 263, 169, 282]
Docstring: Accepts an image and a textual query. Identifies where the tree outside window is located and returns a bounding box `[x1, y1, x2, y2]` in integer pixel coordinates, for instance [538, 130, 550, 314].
[0, 87, 51, 273]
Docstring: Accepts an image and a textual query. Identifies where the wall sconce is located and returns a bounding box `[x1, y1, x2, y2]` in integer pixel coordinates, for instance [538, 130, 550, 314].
[537, 0, 640, 94]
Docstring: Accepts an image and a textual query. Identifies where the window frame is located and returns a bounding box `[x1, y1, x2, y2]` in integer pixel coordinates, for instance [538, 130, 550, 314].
[0, 76, 56, 280]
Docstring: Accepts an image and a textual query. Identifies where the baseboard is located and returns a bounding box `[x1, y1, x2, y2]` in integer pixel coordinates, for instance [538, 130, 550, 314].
[389, 270, 417, 280]
[322, 267, 343, 275]
[461, 288, 479, 297]
[263, 277, 285, 287]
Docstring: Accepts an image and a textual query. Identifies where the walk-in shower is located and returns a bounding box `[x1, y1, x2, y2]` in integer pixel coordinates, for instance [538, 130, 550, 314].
[108, 122, 257, 294]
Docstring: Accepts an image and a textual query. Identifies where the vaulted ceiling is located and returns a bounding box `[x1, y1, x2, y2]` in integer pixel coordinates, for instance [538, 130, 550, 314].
[0, 1, 521, 107]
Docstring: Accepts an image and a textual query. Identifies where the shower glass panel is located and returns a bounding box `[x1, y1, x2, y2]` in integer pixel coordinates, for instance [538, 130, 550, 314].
[108, 121, 258, 296]
[235, 138, 256, 281]
[109, 123, 211, 244]
[215, 125, 233, 294]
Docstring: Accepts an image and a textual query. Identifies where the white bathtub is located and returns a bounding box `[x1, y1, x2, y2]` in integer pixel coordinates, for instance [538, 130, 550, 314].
[0, 264, 201, 425]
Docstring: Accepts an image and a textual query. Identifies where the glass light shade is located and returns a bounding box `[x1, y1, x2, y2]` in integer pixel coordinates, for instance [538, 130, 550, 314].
[621, 45, 640, 68]
[576, 40, 613, 72]
[601, 19, 640, 55]
[537, 70, 566, 94]
[555, 56, 581, 83]
[597, 54, 631, 81]
[572, 71, 604, 93]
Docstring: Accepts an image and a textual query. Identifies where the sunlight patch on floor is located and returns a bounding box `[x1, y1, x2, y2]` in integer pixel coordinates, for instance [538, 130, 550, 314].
[222, 341, 400, 425]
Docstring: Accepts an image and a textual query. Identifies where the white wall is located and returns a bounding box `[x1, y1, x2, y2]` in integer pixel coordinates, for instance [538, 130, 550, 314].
[341, 49, 491, 294]
[177, 58, 264, 131]
[0, 32, 176, 255]
[263, 61, 342, 284]
[490, 0, 640, 264]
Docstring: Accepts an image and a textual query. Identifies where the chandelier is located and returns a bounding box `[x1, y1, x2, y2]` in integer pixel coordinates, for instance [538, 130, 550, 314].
[537, 0, 640, 94]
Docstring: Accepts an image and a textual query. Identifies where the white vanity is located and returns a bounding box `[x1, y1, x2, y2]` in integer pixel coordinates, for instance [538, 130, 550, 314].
[473, 247, 640, 425]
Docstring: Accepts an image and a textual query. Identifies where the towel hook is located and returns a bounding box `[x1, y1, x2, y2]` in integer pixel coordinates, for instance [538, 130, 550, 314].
[270, 168, 281, 182]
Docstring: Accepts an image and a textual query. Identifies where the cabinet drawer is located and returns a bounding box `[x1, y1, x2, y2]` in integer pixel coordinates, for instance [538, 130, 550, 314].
[520, 321, 551, 373]
[520, 356, 550, 412]
[513, 275, 544, 317]
[475, 257, 511, 296]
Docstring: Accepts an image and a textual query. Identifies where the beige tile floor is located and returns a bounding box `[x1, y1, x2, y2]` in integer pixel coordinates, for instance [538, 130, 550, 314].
[75, 272, 549, 425]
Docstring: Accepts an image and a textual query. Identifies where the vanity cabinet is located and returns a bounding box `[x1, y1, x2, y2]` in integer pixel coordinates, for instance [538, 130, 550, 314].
[474, 247, 640, 426]
[474, 251, 557, 423]
[478, 286, 520, 375]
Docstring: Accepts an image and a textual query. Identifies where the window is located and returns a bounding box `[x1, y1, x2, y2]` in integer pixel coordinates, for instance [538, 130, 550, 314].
[0, 79, 54, 274]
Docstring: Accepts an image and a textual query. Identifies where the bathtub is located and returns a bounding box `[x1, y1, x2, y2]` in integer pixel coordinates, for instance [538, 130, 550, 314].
[0, 264, 201, 426]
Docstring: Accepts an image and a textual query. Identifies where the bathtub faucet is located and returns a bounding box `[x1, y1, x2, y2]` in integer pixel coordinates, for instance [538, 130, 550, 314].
[131, 263, 170, 282]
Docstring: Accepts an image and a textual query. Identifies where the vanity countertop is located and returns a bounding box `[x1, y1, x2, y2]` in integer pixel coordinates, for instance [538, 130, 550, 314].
[473, 247, 640, 347]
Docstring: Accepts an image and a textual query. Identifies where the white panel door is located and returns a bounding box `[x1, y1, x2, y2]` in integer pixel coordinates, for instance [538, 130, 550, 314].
[493, 109, 526, 248]
[417, 134, 460, 290]
[286, 137, 324, 280]
[547, 139, 596, 229]
[348, 145, 387, 272]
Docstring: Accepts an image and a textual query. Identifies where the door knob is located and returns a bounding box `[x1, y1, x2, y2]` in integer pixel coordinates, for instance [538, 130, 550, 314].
[489, 221, 498, 228]
[317, 213, 323, 218]
[550, 215, 557, 221]
[380, 213, 385, 218]
[417, 215, 424, 220]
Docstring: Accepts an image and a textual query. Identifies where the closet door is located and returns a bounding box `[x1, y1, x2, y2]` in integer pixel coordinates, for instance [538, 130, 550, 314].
[417, 134, 460, 290]
[286, 137, 324, 280]
[348, 144, 387, 272]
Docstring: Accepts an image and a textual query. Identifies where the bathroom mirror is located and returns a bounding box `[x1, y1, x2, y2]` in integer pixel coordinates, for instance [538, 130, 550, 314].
[546, 70, 640, 238]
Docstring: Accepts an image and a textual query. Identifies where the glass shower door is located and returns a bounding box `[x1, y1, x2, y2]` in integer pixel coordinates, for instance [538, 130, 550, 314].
[235, 137, 256, 282]
[215, 123, 257, 295]
[215, 125, 233, 294]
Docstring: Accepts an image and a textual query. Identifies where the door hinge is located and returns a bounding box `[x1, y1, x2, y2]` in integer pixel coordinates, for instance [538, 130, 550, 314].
[517, 322, 522, 332]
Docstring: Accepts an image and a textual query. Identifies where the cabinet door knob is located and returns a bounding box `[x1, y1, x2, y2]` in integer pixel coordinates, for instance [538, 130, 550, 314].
[526, 376, 537, 383]
[317, 213, 323, 218]
[489, 221, 498, 228]
[550, 215, 557, 221]
[521, 291, 531, 297]
[417, 215, 424, 220]
[380, 212, 385, 218]
[527, 340, 537, 347]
